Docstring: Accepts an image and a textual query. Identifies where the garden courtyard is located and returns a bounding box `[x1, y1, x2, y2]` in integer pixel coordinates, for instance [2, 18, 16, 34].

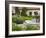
[12, 7, 40, 31]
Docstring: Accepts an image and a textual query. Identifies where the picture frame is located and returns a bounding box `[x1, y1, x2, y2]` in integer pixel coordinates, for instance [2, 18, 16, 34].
[5, 1, 45, 37]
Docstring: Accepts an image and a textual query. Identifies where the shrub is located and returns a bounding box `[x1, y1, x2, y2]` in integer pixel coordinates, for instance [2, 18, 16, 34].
[12, 23, 16, 31]
[12, 16, 17, 23]
[26, 24, 40, 30]
[21, 7, 27, 16]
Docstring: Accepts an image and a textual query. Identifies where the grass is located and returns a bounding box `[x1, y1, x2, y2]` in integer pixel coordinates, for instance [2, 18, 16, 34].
[12, 23, 40, 31]
[12, 16, 33, 20]
[12, 15, 40, 31]
[12, 15, 40, 22]
[12, 16, 33, 23]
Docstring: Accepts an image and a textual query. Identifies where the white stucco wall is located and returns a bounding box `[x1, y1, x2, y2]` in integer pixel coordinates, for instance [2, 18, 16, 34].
[26, 10, 40, 16]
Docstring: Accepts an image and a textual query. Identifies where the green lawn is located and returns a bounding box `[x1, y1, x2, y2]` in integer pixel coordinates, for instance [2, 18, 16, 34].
[12, 15, 40, 31]
[12, 23, 40, 31]
[12, 15, 40, 22]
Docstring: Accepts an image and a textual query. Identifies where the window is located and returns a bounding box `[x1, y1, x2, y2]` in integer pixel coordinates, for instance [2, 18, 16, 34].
[29, 12, 32, 16]
[34, 11, 38, 16]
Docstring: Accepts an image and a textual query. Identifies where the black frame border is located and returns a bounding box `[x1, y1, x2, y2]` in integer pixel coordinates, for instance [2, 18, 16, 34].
[5, 1, 45, 37]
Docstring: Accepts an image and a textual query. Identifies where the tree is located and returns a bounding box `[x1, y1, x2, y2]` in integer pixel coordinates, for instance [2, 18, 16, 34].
[21, 7, 27, 16]
[15, 7, 20, 15]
